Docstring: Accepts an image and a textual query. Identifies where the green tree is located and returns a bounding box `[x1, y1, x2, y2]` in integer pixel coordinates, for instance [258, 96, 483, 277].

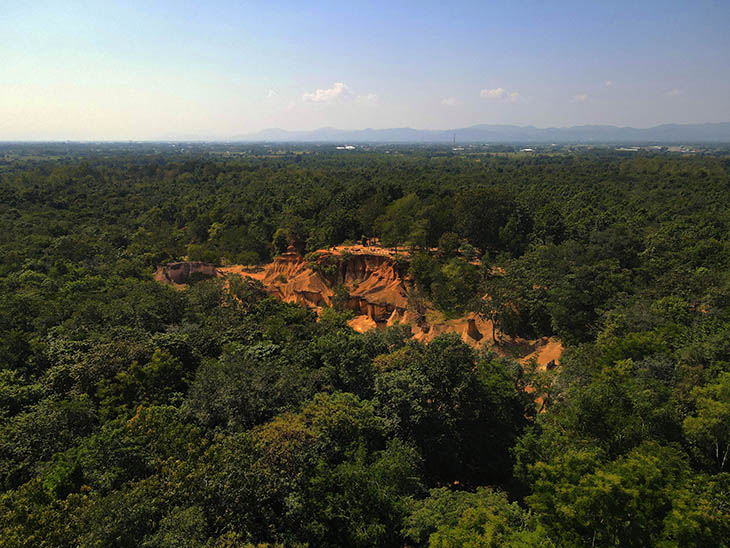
[375, 194, 423, 252]
[403, 487, 554, 548]
[373, 336, 528, 486]
[684, 372, 730, 472]
[527, 443, 706, 548]
[437, 232, 460, 259]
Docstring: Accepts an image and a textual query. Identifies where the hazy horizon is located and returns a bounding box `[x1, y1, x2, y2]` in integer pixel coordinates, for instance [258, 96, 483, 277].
[3, 1, 729, 140]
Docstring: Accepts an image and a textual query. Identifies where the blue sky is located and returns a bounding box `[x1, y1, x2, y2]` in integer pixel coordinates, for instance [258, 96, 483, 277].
[1, 0, 729, 139]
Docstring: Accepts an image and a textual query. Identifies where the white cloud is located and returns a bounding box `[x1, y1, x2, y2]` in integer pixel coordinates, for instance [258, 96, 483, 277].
[480, 87, 521, 103]
[604, 80, 614, 87]
[441, 97, 460, 106]
[480, 87, 506, 99]
[302, 82, 353, 103]
[666, 89, 683, 97]
[355, 93, 378, 105]
[572, 93, 589, 103]
[266, 89, 278, 99]
[301, 82, 378, 106]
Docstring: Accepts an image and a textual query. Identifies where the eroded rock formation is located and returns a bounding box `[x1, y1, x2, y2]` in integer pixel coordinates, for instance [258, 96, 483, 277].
[154, 246, 562, 364]
[154, 261, 218, 286]
[215, 247, 410, 324]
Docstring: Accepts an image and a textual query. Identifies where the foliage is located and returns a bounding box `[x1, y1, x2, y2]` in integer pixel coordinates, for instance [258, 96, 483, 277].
[404, 487, 554, 548]
[1, 146, 730, 546]
[683, 372, 730, 472]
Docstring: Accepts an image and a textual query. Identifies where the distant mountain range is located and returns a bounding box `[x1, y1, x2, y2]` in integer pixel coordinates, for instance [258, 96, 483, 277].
[232, 122, 730, 143]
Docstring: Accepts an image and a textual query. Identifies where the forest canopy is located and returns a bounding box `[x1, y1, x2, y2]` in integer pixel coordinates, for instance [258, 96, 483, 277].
[1, 144, 729, 547]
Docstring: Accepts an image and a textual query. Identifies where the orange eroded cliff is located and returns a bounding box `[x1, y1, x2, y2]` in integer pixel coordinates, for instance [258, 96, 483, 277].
[219, 247, 409, 321]
[153, 261, 218, 288]
[154, 245, 562, 364]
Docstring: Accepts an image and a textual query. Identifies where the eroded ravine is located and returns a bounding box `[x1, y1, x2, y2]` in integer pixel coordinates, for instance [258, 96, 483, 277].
[154, 245, 562, 367]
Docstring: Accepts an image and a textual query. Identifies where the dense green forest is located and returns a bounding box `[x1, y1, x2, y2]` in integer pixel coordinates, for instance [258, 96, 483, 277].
[1, 145, 729, 547]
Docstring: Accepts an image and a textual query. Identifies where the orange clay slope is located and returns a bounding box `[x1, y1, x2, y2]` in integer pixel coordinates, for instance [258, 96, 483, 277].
[154, 244, 563, 365]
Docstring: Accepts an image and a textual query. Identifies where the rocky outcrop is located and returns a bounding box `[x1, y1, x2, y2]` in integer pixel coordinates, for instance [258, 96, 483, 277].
[464, 317, 483, 341]
[154, 248, 412, 326]
[154, 261, 218, 286]
[154, 247, 562, 365]
[219, 249, 409, 324]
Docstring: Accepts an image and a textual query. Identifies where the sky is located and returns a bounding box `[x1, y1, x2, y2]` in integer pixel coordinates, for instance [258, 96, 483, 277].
[1, 0, 729, 140]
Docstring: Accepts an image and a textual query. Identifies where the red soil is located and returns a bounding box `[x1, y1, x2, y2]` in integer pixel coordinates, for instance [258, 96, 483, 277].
[154, 246, 563, 364]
